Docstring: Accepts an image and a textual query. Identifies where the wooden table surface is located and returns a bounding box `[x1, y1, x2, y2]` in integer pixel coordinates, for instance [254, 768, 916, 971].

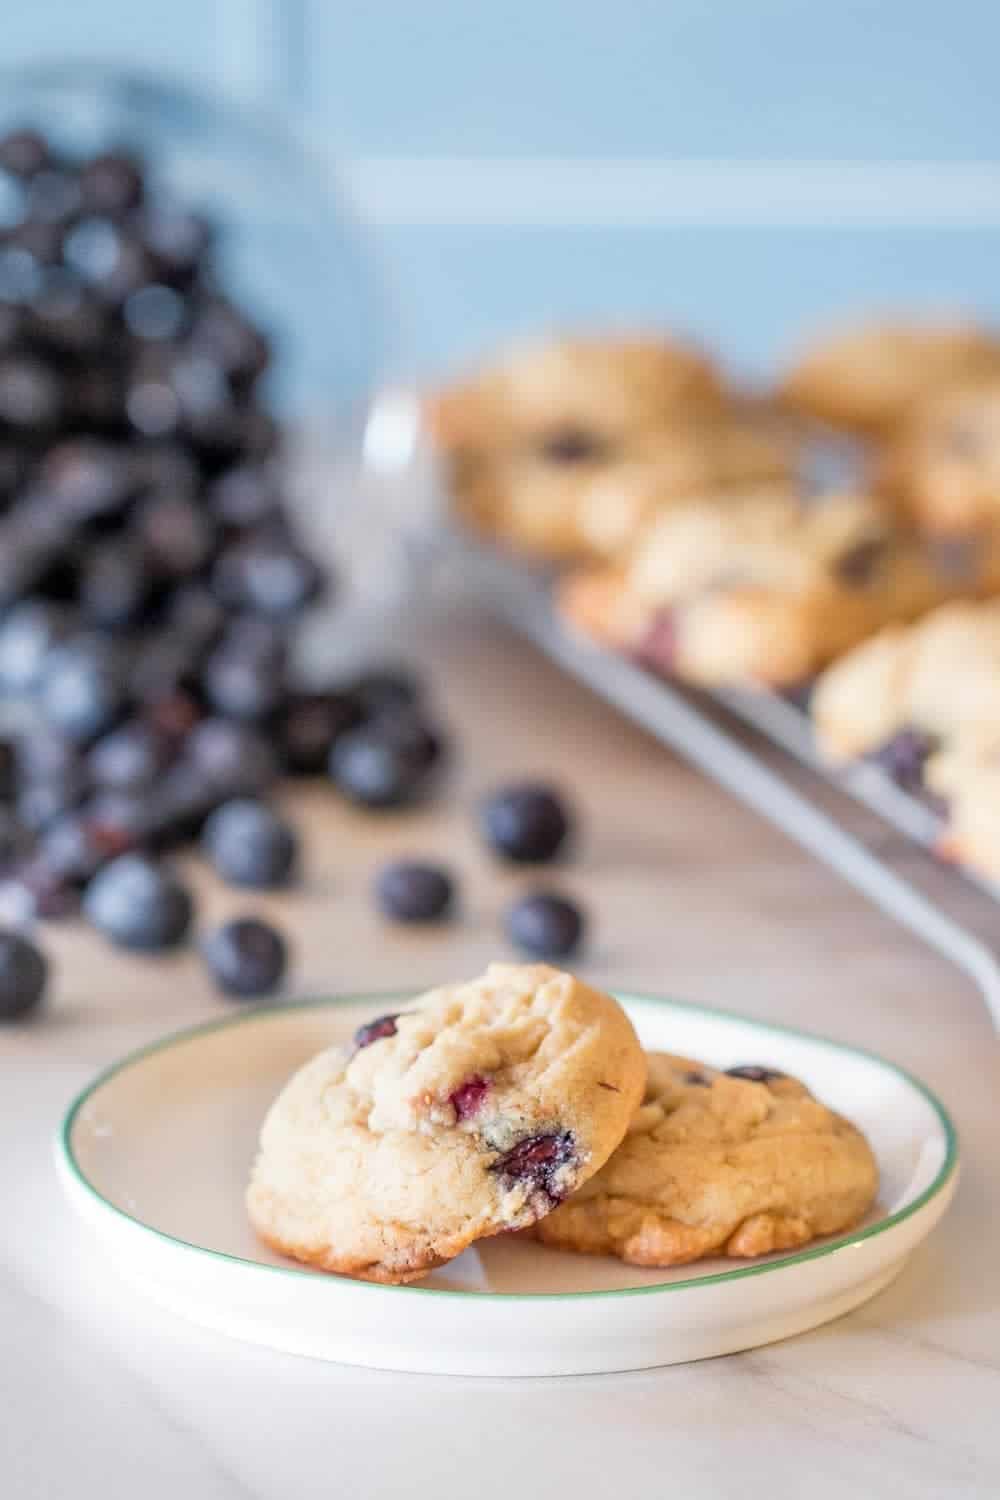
[4, 594, 1000, 1499]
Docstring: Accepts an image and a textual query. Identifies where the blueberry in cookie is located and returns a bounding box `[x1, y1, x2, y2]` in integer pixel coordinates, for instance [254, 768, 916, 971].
[534, 1052, 878, 1267]
[247, 963, 646, 1283]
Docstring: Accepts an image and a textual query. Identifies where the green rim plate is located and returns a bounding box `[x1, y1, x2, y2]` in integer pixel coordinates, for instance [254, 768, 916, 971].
[58, 990, 959, 1301]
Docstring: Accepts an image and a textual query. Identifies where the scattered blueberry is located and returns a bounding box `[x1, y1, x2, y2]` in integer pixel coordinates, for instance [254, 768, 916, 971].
[202, 799, 298, 888]
[83, 853, 193, 951]
[37, 640, 125, 744]
[506, 891, 585, 959]
[202, 917, 287, 997]
[0, 930, 47, 1020]
[375, 861, 454, 923]
[481, 783, 571, 863]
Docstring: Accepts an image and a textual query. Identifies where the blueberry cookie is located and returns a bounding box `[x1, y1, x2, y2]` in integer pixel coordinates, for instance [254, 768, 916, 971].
[779, 319, 1000, 436]
[534, 1052, 878, 1267]
[247, 963, 646, 1283]
[427, 335, 792, 560]
[811, 599, 1000, 763]
[560, 491, 976, 688]
[926, 731, 1000, 880]
[877, 378, 1000, 535]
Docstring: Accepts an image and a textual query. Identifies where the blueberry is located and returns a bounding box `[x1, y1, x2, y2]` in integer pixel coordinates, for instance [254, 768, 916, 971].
[166, 583, 225, 650]
[373, 713, 447, 774]
[123, 283, 187, 342]
[0, 601, 74, 693]
[38, 640, 125, 743]
[488, 1130, 576, 1204]
[280, 692, 363, 775]
[868, 728, 938, 793]
[15, 765, 87, 833]
[0, 856, 78, 922]
[28, 269, 105, 355]
[353, 1013, 399, 1050]
[724, 1065, 784, 1084]
[506, 892, 585, 959]
[0, 354, 61, 431]
[351, 665, 423, 718]
[88, 721, 170, 792]
[0, 806, 22, 869]
[202, 799, 297, 888]
[211, 537, 323, 618]
[78, 151, 144, 216]
[133, 491, 215, 578]
[14, 729, 81, 783]
[79, 540, 153, 631]
[375, 861, 454, 923]
[330, 727, 431, 809]
[191, 297, 269, 387]
[62, 216, 124, 284]
[202, 643, 286, 721]
[0, 930, 47, 1019]
[202, 917, 287, 998]
[136, 202, 212, 281]
[0, 129, 50, 179]
[208, 463, 281, 529]
[83, 853, 193, 951]
[185, 718, 278, 794]
[26, 169, 81, 226]
[40, 440, 134, 524]
[481, 783, 571, 863]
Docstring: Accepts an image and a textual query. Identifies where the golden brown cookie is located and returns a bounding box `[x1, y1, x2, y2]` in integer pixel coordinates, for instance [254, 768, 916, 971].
[427, 334, 793, 561]
[811, 599, 1000, 762]
[535, 1052, 878, 1268]
[559, 491, 976, 688]
[877, 378, 1000, 535]
[247, 963, 645, 1284]
[779, 319, 1000, 436]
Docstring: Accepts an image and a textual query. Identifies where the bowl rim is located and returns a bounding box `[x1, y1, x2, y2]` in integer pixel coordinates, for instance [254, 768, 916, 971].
[57, 989, 959, 1302]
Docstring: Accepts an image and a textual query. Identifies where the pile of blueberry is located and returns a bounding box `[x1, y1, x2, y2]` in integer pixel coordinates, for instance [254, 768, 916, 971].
[0, 126, 587, 1024]
[0, 128, 431, 1015]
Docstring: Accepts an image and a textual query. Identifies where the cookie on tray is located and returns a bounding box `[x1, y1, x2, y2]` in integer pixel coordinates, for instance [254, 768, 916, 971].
[779, 319, 1000, 436]
[534, 1052, 878, 1267]
[811, 598, 1000, 763]
[247, 962, 646, 1284]
[427, 334, 793, 561]
[559, 491, 975, 689]
[877, 378, 1000, 535]
[926, 731, 1000, 881]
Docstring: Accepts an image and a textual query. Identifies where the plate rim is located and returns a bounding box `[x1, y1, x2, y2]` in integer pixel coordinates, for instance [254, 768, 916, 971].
[57, 989, 959, 1303]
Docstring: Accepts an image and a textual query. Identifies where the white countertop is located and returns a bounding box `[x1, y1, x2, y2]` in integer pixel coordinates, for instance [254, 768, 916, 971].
[4, 605, 1000, 1499]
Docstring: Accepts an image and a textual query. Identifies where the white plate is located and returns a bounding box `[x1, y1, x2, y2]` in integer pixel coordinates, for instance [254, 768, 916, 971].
[57, 992, 958, 1376]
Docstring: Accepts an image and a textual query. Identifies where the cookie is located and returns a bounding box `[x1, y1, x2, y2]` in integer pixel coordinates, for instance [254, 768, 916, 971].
[427, 335, 792, 561]
[812, 599, 1000, 762]
[926, 731, 1000, 880]
[560, 491, 975, 688]
[877, 378, 1000, 535]
[779, 319, 1000, 436]
[534, 1052, 878, 1267]
[247, 962, 646, 1284]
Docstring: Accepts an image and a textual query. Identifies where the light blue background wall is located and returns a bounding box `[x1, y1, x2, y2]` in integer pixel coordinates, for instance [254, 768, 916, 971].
[5, 1, 1000, 381]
